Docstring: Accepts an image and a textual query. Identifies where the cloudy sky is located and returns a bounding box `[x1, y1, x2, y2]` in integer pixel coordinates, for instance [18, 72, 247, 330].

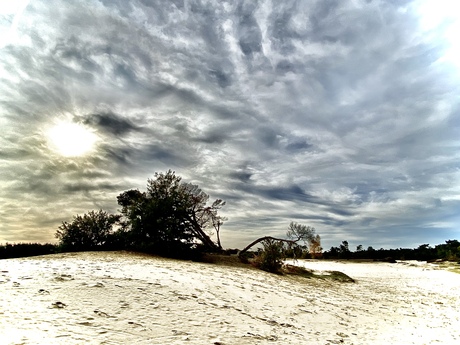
[1, 0, 459, 250]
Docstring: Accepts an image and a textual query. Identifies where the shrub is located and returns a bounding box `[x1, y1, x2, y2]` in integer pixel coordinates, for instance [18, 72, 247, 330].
[252, 239, 285, 273]
[55, 210, 121, 251]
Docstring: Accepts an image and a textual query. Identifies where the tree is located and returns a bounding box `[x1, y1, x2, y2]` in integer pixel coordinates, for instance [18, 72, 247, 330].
[286, 222, 316, 244]
[339, 240, 351, 259]
[238, 222, 318, 262]
[0, 243, 57, 259]
[309, 234, 323, 259]
[55, 210, 121, 251]
[117, 170, 225, 255]
[324, 246, 340, 259]
[253, 238, 286, 273]
[212, 212, 227, 250]
[436, 240, 460, 260]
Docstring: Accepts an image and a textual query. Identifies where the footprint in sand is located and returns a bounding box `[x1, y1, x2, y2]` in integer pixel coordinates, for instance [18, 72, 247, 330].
[51, 301, 67, 309]
[90, 282, 104, 288]
[54, 274, 74, 282]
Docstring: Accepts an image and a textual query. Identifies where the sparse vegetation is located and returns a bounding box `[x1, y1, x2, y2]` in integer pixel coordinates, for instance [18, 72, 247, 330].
[200, 254, 355, 282]
[283, 264, 355, 282]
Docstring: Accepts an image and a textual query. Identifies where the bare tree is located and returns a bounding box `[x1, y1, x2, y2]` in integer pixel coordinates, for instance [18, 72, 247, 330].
[286, 222, 316, 243]
[211, 212, 227, 250]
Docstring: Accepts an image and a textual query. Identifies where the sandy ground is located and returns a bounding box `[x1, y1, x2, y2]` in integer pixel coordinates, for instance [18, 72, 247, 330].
[1, 252, 459, 345]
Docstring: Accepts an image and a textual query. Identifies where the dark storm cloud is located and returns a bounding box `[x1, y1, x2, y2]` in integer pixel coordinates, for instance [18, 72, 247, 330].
[258, 184, 317, 203]
[140, 143, 194, 168]
[0, 0, 459, 248]
[82, 112, 140, 136]
[285, 140, 312, 152]
[209, 69, 232, 88]
[229, 171, 253, 183]
[62, 181, 121, 194]
[194, 130, 228, 144]
[237, 3, 263, 56]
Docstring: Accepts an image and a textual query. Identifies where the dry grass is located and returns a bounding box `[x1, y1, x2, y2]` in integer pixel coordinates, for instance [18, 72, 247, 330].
[200, 253, 258, 269]
[283, 264, 355, 282]
[201, 254, 355, 282]
[431, 261, 460, 274]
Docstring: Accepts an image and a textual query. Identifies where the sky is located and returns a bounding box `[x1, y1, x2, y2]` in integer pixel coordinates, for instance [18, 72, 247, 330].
[0, 0, 459, 250]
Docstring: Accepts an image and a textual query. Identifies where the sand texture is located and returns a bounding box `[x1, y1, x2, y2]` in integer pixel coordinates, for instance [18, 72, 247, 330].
[1, 252, 459, 344]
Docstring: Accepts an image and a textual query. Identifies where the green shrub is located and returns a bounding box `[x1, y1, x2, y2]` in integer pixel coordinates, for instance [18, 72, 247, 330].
[252, 239, 285, 273]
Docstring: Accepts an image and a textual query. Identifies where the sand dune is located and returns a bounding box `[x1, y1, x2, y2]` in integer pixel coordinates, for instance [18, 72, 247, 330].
[1, 252, 459, 344]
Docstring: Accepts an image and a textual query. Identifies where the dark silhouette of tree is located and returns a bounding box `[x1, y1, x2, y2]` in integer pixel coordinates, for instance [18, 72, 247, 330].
[324, 246, 340, 259]
[435, 240, 460, 260]
[0, 243, 57, 259]
[322, 241, 454, 261]
[286, 222, 316, 244]
[55, 210, 121, 251]
[117, 170, 225, 256]
[367, 246, 376, 258]
[339, 240, 351, 259]
[212, 213, 227, 250]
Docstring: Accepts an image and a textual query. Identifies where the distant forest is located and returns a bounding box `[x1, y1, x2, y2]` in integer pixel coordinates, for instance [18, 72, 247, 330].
[322, 240, 460, 262]
[1, 240, 459, 262]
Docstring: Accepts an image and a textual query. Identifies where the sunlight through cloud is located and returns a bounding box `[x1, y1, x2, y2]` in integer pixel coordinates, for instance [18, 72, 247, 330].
[417, 0, 460, 70]
[0, 0, 30, 48]
[46, 121, 98, 157]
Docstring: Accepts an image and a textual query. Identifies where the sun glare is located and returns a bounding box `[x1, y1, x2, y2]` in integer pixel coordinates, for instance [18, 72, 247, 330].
[0, 0, 31, 49]
[47, 121, 98, 157]
[417, 0, 460, 70]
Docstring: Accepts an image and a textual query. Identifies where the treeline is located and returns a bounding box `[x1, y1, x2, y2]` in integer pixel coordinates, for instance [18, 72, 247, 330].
[2, 170, 458, 264]
[0, 243, 58, 259]
[323, 240, 460, 262]
[2, 239, 459, 263]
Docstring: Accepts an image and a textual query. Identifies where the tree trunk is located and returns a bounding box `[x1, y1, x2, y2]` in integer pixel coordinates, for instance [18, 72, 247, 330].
[188, 215, 221, 252]
[216, 227, 222, 250]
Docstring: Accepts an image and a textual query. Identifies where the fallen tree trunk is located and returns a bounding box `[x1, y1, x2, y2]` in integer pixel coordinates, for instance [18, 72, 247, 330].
[187, 215, 222, 253]
[238, 236, 299, 260]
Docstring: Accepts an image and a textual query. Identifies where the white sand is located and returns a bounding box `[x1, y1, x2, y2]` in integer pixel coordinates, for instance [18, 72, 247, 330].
[1, 252, 459, 344]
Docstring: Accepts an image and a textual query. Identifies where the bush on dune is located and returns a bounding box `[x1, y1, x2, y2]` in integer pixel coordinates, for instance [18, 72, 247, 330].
[55, 210, 121, 252]
[251, 238, 286, 273]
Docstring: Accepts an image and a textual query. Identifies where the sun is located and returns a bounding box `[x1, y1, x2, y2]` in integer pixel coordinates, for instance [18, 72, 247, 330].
[47, 121, 98, 157]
